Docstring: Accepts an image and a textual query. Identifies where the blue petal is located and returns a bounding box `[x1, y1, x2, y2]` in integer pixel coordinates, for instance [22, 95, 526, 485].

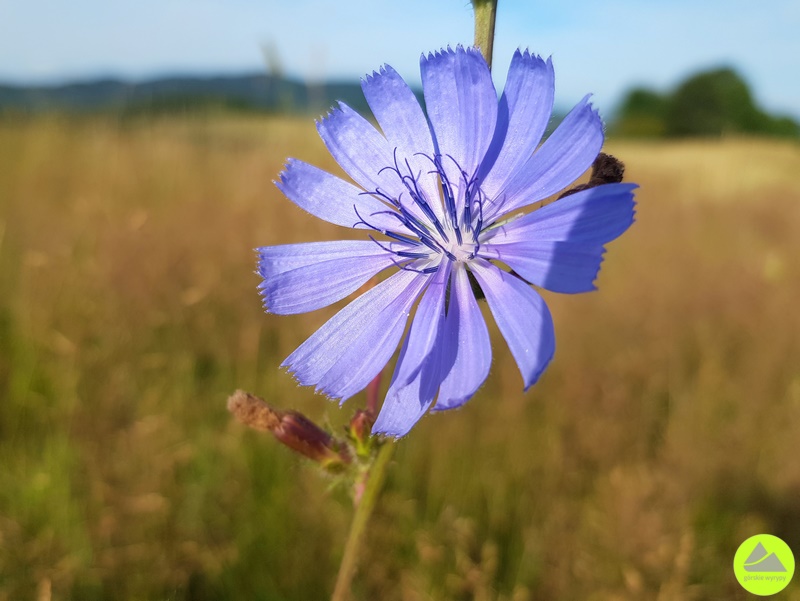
[316, 102, 408, 202]
[482, 183, 637, 245]
[282, 268, 430, 402]
[479, 51, 555, 200]
[470, 259, 555, 390]
[434, 264, 492, 411]
[361, 65, 443, 222]
[421, 46, 498, 212]
[486, 96, 604, 221]
[258, 242, 398, 314]
[479, 241, 606, 294]
[479, 183, 637, 293]
[257, 240, 398, 278]
[276, 159, 404, 232]
[372, 263, 451, 437]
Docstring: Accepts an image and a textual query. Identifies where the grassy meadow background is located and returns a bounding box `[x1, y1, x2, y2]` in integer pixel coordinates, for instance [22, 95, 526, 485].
[1, 112, 800, 600]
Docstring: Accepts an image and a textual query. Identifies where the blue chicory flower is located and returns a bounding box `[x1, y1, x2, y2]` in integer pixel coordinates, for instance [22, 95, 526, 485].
[257, 46, 637, 437]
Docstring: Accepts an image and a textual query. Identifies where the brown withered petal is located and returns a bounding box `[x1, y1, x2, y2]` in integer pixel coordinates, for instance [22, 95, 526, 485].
[227, 389, 281, 431]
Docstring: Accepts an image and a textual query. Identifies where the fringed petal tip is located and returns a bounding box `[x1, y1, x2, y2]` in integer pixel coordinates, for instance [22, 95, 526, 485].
[277, 362, 345, 404]
[561, 94, 601, 127]
[516, 51, 554, 82]
[503, 51, 554, 96]
[314, 105, 337, 128]
[273, 157, 294, 185]
[256, 276, 273, 313]
[313, 114, 328, 130]
[314, 100, 358, 129]
[257, 241, 399, 315]
[422, 44, 486, 64]
[576, 93, 601, 119]
[362, 64, 397, 85]
[512, 48, 552, 67]
[422, 46, 451, 62]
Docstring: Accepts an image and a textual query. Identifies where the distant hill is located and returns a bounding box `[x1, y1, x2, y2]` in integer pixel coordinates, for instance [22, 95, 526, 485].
[0, 73, 376, 117]
[614, 68, 799, 138]
[0, 74, 577, 140]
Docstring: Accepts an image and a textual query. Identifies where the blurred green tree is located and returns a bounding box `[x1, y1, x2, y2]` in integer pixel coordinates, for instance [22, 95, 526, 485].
[614, 87, 668, 137]
[666, 68, 764, 136]
[613, 68, 799, 138]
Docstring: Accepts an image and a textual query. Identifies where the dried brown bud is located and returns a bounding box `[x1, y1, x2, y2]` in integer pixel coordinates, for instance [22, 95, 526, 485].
[227, 390, 350, 468]
[227, 389, 281, 431]
[558, 152, 625, 199]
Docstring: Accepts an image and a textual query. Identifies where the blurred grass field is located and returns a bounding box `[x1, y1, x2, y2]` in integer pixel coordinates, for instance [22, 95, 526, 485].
[1, 114, 799, 601]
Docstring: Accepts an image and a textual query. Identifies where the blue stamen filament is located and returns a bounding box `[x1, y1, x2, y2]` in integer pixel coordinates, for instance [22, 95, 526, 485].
[361, 149, 485, 270]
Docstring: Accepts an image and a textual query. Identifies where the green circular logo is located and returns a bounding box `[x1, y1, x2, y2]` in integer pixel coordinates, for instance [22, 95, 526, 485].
[734, 534, 795, 596]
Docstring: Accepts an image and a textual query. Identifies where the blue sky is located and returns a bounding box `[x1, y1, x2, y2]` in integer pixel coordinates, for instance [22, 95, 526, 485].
[1, 0, 798, 119]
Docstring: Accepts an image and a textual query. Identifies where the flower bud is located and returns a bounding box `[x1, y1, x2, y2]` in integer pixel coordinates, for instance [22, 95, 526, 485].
[348, 409, 375, 458]
[227, 390, 350, 469]
[274, 410, 351, 469]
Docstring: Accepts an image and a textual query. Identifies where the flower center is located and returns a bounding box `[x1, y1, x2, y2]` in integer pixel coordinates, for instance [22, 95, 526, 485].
[444, 238, 477, 262]
[357, 151, 485, 274]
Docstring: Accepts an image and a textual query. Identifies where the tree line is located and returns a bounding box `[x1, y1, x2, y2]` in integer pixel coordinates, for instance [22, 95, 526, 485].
[613, 68, 799, 138]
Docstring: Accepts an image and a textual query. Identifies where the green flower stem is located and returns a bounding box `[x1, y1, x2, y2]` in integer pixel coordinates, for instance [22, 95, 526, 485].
[472, 0, 498, 70]
[331, 440, 396, 601]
